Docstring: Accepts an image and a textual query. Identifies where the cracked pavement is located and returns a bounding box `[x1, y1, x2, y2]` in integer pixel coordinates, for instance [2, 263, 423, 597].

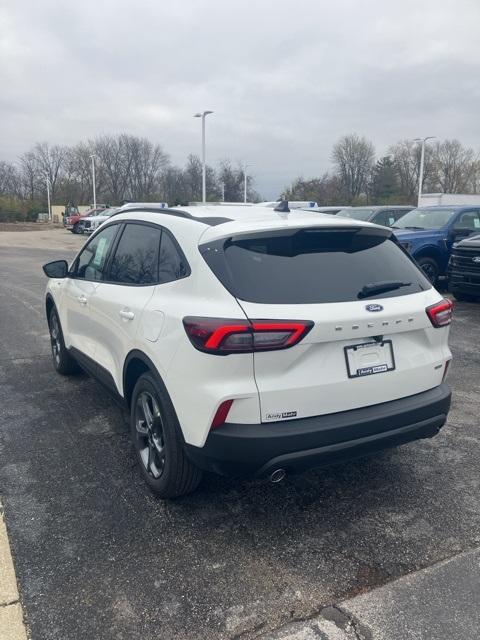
[0, 234, 479, 639]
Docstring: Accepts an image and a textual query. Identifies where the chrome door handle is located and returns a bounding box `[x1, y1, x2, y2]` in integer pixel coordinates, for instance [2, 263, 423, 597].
[78, 295, 88, 305]
[119, 310, 135, 321]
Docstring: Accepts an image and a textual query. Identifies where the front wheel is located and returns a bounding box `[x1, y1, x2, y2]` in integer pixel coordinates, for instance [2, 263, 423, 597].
[72, 223, 81, 234]
[130, 373, 202, 498]
[417, 256, 439, 284]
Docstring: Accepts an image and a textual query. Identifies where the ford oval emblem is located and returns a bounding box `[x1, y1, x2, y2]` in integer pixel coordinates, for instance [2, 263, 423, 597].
[365, 303, 384, 312]
[472, 256, 480, 263]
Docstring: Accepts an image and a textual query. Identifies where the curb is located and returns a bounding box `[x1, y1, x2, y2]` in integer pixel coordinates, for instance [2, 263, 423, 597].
[0, 503, 28, 639]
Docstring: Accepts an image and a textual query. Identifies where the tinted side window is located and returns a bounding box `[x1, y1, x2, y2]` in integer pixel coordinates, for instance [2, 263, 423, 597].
[158, 231, 189, 284]
[74, 225, 118, 281]
[453, 210, 480, 230]
[109, 224, 161, 285]
[373, 211, 390, 226]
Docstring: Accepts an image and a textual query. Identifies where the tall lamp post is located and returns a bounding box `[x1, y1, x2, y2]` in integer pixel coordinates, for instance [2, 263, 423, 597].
[90, 154, 97, 209]
[243, 163, 251, 203]
[194, 110, 213, 204]
[414, 136, 436, 207]
[45, 176, 51, 221]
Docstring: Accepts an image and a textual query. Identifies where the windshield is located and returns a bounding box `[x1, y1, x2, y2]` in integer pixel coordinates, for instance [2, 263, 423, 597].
[393, 208, 456, 230]
[336, 208, 375, 221]
[201, 228, 430, 304]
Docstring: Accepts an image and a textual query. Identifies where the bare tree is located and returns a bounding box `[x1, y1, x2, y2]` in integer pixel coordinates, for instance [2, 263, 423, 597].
[124, 135, 169, 201]
[19, 151, 39, 200]
[32, 142, 67, 202]
[0, 161, 21, 197]
[284, 172, 343, 204]
[430, 139, 476, 193]
[331, 134, 375, 202]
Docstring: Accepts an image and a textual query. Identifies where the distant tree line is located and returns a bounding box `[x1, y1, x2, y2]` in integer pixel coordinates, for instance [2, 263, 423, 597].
[1, 132, 480, 221]
[0, 134, 258, 221]
[284, 134, 480, 205]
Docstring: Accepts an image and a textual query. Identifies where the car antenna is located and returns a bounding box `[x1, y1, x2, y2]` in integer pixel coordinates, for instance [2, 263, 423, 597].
[274, 200, 290, 213]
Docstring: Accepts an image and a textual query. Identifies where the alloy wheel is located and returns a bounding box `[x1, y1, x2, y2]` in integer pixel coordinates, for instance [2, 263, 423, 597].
[135, 391, 165, 479]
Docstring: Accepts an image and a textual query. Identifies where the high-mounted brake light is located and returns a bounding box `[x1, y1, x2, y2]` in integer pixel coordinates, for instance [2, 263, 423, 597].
[426, 298, 454, 328]
[183, 317, 313, 354]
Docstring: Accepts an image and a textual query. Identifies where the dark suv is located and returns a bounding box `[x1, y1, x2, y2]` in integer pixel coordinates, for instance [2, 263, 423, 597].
[447, 234, 480, 301]
[393, 206, 480, 283]
[335, 206, 414, 227]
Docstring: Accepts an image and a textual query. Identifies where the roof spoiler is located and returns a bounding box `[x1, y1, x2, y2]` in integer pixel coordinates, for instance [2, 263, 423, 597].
[274, 200, 290, 213]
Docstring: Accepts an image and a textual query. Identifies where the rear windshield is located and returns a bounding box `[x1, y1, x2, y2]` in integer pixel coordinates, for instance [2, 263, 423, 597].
[201, 227, 431, 304]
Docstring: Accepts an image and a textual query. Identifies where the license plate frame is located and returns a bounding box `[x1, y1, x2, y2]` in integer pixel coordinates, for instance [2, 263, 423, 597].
[344, 339, 395, 379]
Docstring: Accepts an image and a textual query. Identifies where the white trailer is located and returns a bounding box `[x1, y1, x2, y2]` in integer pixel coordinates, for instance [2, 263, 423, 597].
[419, 193, 480, 206]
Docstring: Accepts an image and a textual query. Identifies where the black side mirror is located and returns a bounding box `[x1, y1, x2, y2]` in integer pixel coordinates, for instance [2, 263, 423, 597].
[42, 260, 68, 278]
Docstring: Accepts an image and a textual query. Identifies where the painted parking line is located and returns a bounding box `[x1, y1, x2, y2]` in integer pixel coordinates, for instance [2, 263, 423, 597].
[0, 503, 28, 640]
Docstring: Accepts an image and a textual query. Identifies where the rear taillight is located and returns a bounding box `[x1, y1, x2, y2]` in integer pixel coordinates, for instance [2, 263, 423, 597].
[183, 317, 313, 354]
[426, 298, 454, 328]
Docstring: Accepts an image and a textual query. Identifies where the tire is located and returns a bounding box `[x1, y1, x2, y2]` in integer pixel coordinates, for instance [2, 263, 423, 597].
[72, 223, 81, 234]
[48, 308, 80, 375]
[451, 289, 476, 302]
[417, 256, 440, 284]
[130, 372, 202, 498]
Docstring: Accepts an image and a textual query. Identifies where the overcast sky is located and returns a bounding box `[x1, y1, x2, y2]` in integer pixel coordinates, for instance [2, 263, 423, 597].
[1, 0, 480, 198]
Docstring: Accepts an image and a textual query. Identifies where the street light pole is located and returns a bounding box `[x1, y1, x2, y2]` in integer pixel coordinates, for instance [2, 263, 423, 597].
[46, 176, 51, 221]
[243, 163, 251, 203]
[90, 154, 97, 209]
[414, 136, 436, 207]
[194, 111, 213, 204]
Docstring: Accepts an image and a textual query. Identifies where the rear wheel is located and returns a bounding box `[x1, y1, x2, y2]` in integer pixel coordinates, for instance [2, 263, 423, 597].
[48, 308, 80, 375]
[130, 372, 202, 498]
[417, 256, 439, 284]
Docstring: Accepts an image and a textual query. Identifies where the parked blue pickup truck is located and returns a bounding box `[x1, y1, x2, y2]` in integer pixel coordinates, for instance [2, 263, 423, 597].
[392, 205, 480, 282]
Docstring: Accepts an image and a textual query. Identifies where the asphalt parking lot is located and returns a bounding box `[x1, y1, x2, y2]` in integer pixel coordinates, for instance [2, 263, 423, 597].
[1, 229, 480, 640]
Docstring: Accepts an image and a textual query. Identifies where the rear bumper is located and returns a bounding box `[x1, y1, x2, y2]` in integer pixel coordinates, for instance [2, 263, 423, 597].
[185, 383, 452, 478]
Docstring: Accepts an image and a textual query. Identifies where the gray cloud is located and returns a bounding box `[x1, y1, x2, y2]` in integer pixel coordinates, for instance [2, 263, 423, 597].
[1, 0, 479, 197]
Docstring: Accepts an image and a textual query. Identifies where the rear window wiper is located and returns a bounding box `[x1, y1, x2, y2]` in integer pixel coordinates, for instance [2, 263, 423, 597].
[358, 280, 412, 299]
[400, 226, 425, 230]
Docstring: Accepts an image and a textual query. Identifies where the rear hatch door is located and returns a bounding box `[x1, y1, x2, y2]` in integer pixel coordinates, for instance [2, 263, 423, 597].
[201, 224, 450, 422]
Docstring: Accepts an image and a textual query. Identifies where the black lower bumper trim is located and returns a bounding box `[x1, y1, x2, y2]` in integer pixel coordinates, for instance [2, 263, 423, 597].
[185, 383, 451, 478]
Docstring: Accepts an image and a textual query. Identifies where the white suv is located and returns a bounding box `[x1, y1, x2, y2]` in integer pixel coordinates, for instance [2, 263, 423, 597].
[43, 203, 453, 498]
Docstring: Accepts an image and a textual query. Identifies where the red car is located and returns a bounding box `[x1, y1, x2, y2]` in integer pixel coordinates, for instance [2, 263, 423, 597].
[65, 208, 105, 233]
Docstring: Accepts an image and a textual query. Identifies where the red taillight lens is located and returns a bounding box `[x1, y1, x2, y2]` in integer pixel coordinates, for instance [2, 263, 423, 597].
[211, 399, 234, 429]
[183, 317, 313, 354]
[426, 298, 454, 328]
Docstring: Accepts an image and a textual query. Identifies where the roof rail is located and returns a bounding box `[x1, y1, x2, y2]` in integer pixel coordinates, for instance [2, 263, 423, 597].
[108, 205, 232, 226]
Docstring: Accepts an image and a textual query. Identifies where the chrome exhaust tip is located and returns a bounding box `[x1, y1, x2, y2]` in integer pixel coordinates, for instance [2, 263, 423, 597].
[269, 468, 286, 483]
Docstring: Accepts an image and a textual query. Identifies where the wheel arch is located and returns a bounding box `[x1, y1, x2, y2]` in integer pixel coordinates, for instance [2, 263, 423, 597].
[413, 244, 446, 263]
[45, 293, 55, 320]
[123, 350, 167, 410]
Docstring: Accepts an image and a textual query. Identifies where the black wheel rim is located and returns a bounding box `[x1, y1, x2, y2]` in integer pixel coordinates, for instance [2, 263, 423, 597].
[49, 314, 61, 366]
[134, 391, 165, 479]
[421, 262, 437, 282]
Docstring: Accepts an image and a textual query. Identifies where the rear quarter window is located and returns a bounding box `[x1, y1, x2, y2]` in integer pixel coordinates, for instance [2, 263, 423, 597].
[200, 227, 431, 304]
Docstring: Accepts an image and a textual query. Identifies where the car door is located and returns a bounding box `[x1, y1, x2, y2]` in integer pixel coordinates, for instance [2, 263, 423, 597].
[88, 222, 163, 392]
[62, 224, 120, 360]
